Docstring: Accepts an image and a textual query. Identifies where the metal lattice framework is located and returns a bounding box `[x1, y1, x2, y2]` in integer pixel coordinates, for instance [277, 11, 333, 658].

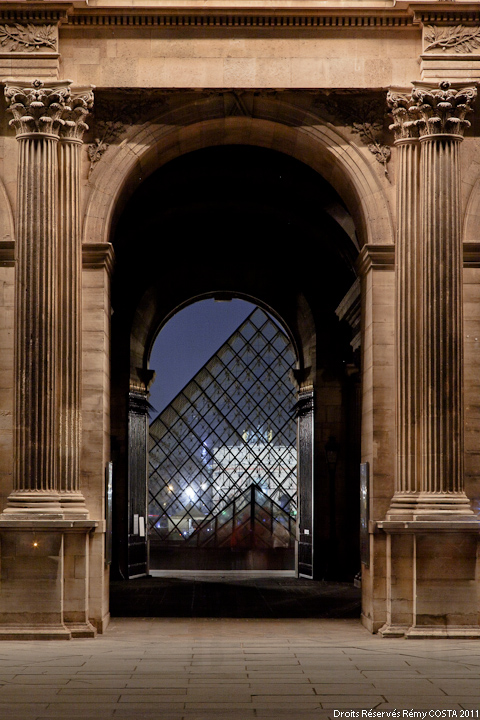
[148, 307, 297, 547]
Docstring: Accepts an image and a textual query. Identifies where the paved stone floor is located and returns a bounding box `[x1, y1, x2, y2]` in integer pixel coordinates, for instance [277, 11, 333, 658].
[2, 616, 480, 720]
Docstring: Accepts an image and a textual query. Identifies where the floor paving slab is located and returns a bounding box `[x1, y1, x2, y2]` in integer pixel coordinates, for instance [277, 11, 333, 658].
[2, 616, 480, 718]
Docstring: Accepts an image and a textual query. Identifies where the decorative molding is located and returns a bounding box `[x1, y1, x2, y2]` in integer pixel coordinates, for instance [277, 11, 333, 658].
[356, 244, 395, 276]
[66, 8, 413, 30]
[82, 242, 115, 275]
[0, 23, 56, 52]
[424, 25, 480, 54]
[0, 239, 14, 266]
[411, 81, 477, 138]
[0, 5, 68, 24]
[314, 95, 391, 176]
[4, 79, 71, 138]
[463, 242, 480, 267]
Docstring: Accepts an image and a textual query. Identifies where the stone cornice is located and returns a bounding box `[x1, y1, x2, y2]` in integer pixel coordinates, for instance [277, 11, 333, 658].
[0, 4, 69, 24]
[412, 3, 480, 26]
[64, 6, 414, 29]
[3, 2, 480, 31]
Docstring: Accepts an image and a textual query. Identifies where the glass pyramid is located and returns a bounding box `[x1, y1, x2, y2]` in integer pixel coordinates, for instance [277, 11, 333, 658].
[148, 307, 297, 547]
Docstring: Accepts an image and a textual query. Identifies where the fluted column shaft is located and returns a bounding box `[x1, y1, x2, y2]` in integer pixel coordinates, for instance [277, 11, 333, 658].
[14, 134, 60, 507]
[57, 88, 93, 515]
[421, 135, 465, 503]
[395, 139, 421, 498]
[58, 139, 82, 502]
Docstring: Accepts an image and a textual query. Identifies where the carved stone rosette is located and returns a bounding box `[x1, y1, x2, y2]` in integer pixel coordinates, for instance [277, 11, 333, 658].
[387, 81, 477, 517]
[3, 80, 93, 515]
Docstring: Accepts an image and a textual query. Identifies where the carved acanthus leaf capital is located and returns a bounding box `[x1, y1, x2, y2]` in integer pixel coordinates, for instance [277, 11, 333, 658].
[387, 90, 420, 142]
[411, 81, 477, 138]
[60, 87, 95, 142]
[4, 79, 72, 138]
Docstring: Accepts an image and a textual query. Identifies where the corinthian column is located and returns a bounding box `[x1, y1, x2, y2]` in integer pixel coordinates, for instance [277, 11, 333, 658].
[413, 81, 476, 514]
[3, 79, 72, 514]
[387, 81, 477, 517]
[58, 88, 94, 517]
[387, 90, 421, 515]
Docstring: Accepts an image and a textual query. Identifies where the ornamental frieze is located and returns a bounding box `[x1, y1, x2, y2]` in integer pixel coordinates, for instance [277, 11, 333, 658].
[424, 25, 480, 54]
[0, 23, 56, 52]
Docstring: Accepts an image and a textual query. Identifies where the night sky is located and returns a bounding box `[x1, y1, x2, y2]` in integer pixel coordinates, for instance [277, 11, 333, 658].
[148, 299, 256, 417]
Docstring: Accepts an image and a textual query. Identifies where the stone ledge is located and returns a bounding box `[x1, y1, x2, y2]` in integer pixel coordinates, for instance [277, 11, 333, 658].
[377, 519, 480, 533]
[0, 519, 98, 531]
[0, 624, 72, 640]
[406, 625, 480, 639]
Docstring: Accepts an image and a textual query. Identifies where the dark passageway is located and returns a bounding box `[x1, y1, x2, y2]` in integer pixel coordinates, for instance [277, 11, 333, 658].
[110, 575, 361, 618]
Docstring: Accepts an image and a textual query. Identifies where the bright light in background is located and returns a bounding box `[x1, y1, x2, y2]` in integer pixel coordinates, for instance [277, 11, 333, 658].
[148, 299, 255, 416]
[185, 487, 196, 501]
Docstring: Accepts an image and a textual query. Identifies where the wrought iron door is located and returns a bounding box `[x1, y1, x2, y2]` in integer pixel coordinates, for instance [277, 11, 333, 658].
[148, 307, 298, 570]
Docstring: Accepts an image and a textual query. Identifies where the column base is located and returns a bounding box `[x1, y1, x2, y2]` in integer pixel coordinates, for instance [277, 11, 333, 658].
[386, 492, 475, 519]
[3, 491, 64, 516]
[60, 492, 89, 519]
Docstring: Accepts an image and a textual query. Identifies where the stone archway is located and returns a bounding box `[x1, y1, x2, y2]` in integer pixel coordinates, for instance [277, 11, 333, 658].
[79, 91, 394, 619]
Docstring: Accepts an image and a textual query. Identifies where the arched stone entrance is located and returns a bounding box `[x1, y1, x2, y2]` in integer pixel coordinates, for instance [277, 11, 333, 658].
[108, 140, 363, 588]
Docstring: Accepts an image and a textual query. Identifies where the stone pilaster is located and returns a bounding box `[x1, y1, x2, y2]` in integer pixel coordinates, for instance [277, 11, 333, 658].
[3, 80, 72, 514]
[387, 90, 422, 514]
[58, 88, 94, 517]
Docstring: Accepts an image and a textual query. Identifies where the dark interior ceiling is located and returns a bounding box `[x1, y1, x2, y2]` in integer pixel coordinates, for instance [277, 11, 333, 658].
[112, 144, 359, 373]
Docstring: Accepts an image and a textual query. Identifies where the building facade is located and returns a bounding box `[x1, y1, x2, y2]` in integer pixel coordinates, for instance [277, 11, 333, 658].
[0, 0, 480, 638]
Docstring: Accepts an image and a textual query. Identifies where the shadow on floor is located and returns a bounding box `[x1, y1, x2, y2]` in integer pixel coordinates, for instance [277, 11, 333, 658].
[110, 575, 361, 619]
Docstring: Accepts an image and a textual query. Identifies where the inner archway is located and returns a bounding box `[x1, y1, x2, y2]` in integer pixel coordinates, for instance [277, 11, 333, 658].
[110, 143, 361, 593]
[148, 298, 298, 572]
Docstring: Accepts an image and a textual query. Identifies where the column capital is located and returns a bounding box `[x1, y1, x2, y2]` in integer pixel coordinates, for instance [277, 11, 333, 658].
[387, 89, 420, 143]
[60, 87, 95, 143]
[411, 81, 477, 140]
[388, 82, 477, 142]
[3, 78, 72, 139]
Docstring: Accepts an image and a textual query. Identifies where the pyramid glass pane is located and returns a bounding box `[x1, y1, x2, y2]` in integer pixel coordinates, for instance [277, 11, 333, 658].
[148, 307, 297, 557]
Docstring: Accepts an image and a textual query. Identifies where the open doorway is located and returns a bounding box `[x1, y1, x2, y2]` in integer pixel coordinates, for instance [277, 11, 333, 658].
[148, 300, 298, 572]
[110, 143, 361, 602]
